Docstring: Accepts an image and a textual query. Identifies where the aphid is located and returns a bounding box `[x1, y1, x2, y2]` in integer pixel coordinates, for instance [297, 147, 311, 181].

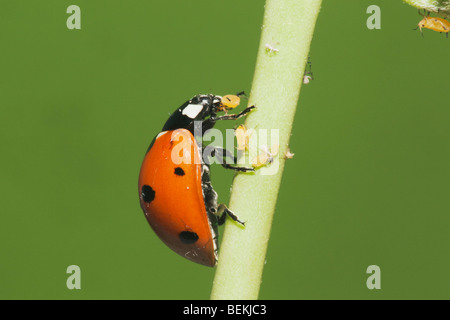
[217, 91, 246, 113]
[303, 57, 314, 84]
[265, 43, 279, 54]
[284, 148, 295, 159]
[235, 124, 251, 151]
[415, 10, 450, 37]
[252, 144, 280, 168]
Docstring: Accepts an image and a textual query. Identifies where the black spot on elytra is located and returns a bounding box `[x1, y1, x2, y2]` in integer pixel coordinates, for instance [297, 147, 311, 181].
[179, 231, 199, 244]
[141, 185, 155, 203]
[174, 167, 185, 176]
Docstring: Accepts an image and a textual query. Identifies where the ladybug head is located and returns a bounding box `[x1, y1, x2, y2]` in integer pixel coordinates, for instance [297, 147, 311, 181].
[191, 93, 244, 114]
[187, 94, 220, 116]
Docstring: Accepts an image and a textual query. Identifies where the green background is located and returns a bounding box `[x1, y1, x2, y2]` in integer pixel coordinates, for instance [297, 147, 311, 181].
[1, 0, 449, 299]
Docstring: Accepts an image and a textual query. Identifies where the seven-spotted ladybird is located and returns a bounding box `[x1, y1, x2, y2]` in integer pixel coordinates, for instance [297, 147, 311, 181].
[138, 94, 255, 267]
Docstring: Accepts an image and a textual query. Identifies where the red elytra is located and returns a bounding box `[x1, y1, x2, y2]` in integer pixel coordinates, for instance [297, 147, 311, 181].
[139, 129, 218, 267]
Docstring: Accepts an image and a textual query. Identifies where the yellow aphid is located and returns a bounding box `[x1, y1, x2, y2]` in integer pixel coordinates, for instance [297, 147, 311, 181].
[252, 144, 279, 168]
[219, 94, 241, 111]
[235, 124, 250, 151]
[285, 148, 295, 159]
[416, 11, 450, 37]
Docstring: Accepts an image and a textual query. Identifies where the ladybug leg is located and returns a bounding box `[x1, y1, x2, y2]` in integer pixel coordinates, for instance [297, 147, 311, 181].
[221, 163, 254, 172]
[206, 146, 254, 172]
[204, 145, 236, 163]
[201, 165, 221, 220]
[217, 204, 245, 226]
[199, 105, 255, 134]
[204, 182, 219, 217]
[210, 105, 256, 122]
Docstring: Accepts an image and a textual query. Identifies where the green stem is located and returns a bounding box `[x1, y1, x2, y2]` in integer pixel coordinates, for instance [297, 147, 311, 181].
[402, 0, 450, 15]
[210, 0, 322, 300]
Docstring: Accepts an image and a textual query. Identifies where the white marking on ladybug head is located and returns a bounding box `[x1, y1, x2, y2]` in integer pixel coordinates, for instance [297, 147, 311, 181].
[182, 104, 203, 119]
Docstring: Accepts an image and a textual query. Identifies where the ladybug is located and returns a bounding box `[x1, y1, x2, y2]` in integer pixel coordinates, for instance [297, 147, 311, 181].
[138, 93, 255, 267]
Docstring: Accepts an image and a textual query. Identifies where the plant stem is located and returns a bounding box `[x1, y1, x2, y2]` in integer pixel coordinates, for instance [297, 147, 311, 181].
[210, 0, 322, 300]
[402, 0, 450, 15]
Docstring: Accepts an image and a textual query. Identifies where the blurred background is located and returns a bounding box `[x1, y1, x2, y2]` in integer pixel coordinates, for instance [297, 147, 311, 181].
[0, 0, 449, 299]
